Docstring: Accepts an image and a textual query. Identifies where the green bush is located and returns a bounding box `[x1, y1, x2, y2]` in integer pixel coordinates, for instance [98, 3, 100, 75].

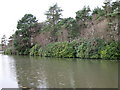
[76, 42, 87, 58]
[38, 47, 44, 56]
[76, 38, 106, 59]
[18, 38, 120, 60]
[38, 41, 77, 58]
[86, 38, 106, 59]
[30, 44, 41, 56]
[100, 41, 120, 59]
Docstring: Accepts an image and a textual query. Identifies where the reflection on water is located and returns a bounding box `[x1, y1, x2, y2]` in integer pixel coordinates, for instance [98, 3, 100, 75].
[0, 54, 18, 88]
[0, 54, 118, 88]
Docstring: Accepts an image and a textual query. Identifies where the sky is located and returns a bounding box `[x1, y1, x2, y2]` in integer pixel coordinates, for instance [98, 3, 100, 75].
[0, 0, 107, 43]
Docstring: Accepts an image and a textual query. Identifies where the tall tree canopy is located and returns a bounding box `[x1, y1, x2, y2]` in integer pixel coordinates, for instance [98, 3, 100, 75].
[92, 7, 105, 16]
[102, 0, 112, 15]
[75, 6, 91, 22]
[45, 3, 63, 25]
[45, 3, 63, 42]
[14, 14, 38, 55]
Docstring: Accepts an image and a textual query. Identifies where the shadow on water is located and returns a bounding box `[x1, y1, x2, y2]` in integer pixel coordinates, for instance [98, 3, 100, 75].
[0, 54, 118, 88]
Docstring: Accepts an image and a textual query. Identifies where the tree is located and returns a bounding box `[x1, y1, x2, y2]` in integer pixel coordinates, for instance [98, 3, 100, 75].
[58, 17, 79, 40]
[1, 35, 7, 50]
[45, 3, 63, 26]
[102, 0, 112, 15]
[45, 4, 62, 32]
[45, 3, 63, 42]
[75, 6, 91, 22]
[17, 14, 38, 30]
[92, 7, 105, 16]
[14, 14, 38, 55]
[111, 0, 120, 11]
[111, 0, 120, 17]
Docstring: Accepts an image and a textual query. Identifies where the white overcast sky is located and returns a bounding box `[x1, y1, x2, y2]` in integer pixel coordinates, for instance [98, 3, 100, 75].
[0, 0, 108, 42]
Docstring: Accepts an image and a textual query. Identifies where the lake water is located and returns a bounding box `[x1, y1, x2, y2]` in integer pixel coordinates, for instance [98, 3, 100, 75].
[0, 54, 118, 88]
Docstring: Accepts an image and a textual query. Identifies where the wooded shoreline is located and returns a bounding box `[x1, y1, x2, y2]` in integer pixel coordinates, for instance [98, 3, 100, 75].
[2, 0, 120, 60]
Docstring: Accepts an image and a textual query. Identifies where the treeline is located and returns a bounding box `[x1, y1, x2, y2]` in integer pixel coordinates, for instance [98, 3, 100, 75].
[3, 0, 120, 60]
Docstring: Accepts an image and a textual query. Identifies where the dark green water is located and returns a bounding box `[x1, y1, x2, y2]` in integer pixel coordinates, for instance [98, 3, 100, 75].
[0, 54, 118, 88]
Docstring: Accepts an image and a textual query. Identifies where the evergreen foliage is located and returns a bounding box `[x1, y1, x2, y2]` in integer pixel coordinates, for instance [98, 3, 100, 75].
[45, 3, 63, 40]
[100, 41, 120, 59]
[38, 42, 76, 58]
[58, 17, 79, 39]
[30, 44, 41, 56]
[76, 6, 91, 22]
[14, 14, 38, 55]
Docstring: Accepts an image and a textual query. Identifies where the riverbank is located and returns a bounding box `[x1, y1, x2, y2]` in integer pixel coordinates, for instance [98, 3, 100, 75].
[4, 38, 120, 60]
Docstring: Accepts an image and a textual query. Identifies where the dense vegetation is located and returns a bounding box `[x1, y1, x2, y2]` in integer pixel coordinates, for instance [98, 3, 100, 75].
[3, 0, 120, 60]
[38, 41, 77, 58]
[14, 14, 38, 55]
[27, 39, 119, 59]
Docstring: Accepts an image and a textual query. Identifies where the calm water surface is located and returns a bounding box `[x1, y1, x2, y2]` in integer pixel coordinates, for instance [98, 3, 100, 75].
[0, 54, 118, 88]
